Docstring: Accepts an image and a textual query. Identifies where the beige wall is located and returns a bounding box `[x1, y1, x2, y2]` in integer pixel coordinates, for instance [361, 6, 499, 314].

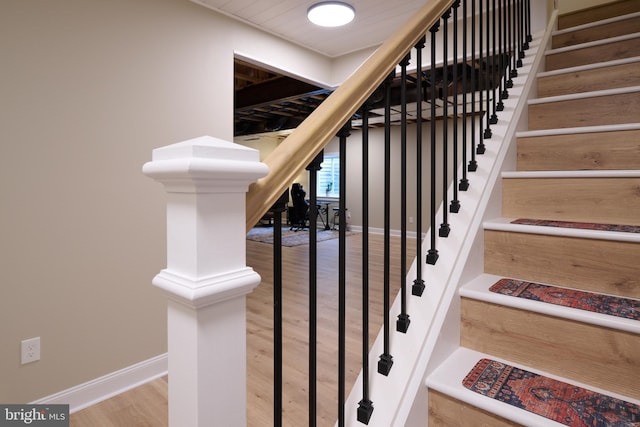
[243, 118, 465, 234]
[324, 120, 467, 233]
[0, 0, 333, 404]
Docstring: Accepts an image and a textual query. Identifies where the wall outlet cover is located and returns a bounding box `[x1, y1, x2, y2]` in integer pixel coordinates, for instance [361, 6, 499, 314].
[21, 337, 41, 364]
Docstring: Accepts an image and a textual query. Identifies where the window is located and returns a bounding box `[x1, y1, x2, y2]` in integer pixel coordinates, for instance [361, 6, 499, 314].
[317, 153, 340, 198]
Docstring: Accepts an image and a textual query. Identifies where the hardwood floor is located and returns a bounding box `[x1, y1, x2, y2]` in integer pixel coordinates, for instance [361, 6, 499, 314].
[71, 231, 415, 426]
[70, 377, 168, 426]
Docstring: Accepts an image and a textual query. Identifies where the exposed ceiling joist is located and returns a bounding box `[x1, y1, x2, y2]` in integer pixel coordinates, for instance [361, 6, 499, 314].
[234, 55, 510, 137]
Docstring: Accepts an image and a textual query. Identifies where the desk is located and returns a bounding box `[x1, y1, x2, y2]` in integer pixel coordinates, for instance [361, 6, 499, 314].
[316, 198, 338, 231]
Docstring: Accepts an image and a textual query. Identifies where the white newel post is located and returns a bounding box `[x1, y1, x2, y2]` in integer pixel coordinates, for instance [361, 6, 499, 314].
[142, 136, 268, 427]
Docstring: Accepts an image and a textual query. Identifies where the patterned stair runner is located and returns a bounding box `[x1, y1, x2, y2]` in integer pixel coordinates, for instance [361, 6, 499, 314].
[489, 278, 639, 320]
[463, 358, 640, 426]
[511, 218, 640, 233]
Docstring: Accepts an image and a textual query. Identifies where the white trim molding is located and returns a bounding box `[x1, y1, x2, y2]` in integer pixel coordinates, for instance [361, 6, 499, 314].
[32, 354, 168, 414]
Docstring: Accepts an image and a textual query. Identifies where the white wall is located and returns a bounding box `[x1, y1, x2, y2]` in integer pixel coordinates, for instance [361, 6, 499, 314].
[0, 0, 333, 404]
[233, 21, 335, 89]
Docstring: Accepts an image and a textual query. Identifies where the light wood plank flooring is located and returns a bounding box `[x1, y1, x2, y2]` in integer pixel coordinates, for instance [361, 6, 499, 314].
[71, 231, 415, 426]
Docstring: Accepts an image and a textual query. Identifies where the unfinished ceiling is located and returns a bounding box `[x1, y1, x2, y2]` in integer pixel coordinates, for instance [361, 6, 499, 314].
[234, 59, 331, 137]
[224, 1, 507, 139]
[234, 57, 508, 138]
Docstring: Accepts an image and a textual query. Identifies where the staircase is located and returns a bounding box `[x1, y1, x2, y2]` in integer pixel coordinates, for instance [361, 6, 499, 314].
[427, 2, 640, 425]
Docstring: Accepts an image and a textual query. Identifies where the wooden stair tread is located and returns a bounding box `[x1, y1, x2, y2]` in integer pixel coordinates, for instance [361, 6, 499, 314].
[538, 56, 640, 78]
[484, 228, 640, 299]
[427, 348, 640, 427]
[510, 218, 640, 234]
[552, 12, 640, 48]
[545, 32, 640, 71]
[527, 86, 640, 130]
[537, 57, 640, 97]
[502, 169, 640, 179]
[557, 0, 640, 30]
[484, 216, 640, 243]
[483, 219, 640, 298]
[529, 85, 640, 105]
[516, 127, 640, 171]
[500, 174, 640, 226]
[461, 357, 640, 424]
[460, 274, 639, 334]
[461, 297, 640, 399]
[516, 122, 640, 138]
[546, 31, 640, 55]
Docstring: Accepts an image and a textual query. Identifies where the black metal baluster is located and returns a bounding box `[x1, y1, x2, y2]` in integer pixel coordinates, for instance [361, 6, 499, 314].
[426, 20, 440, 266]
[272, 191, 288, 427]
[397, 53, 411, 333]
[524, 0, 533, 45]
[500, 0, 511, 102]
[306, 152, 323, 427]
[337, 122, 350, 427]
[439, 8, 451, 238]
[357, 104, 374, 426]
[477, 0, 487, 152]
[490, 0, 499, 125]
[509, 0, 518, 75]
[508, 0, 516, 84]
[413, 36, 426, 297]
[469, 0, 479, 172]
[451, 0, 461, 213]
[484, 0, 493, 139]
[379, 71, 395, 376]
[517, 0, 524, 68]
[497, 0, 505, 112]
[460, 0, 471, 191]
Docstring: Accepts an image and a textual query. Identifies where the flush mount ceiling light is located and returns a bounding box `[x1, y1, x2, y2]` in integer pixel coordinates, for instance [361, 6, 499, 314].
[307, 2, 355, 27]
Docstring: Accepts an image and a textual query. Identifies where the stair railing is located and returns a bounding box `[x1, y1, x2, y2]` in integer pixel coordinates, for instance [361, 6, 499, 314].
[263, 1, 533, 426]
[144, 0, 534, 425]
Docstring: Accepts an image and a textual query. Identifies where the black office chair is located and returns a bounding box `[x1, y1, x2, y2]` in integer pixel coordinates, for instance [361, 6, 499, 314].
[289, 183, 309, 231]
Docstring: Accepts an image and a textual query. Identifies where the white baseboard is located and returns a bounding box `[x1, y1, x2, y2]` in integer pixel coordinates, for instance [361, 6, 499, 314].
[32, 353, 168, 414]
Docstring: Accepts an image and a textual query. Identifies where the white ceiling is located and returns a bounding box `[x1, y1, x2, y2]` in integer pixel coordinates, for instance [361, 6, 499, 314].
[191, 0, 429, 58]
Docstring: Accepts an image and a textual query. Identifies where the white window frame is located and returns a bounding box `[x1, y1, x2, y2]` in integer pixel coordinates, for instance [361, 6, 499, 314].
[317, 152, 340, 198]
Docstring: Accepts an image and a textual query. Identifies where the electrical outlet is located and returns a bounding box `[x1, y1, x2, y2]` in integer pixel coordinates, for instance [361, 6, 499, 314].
[21, 337, 40, 364]
[409, 216, 414, 224]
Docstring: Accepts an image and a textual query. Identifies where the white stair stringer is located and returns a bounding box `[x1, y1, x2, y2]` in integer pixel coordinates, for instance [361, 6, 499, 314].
[339, 14, 555, 427]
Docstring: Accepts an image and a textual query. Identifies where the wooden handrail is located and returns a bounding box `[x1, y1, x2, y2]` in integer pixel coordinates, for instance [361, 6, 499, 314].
[245, 0, 456, 230]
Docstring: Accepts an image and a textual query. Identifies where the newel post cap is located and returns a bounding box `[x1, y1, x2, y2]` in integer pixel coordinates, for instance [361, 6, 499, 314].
[142, 135, 268, 193]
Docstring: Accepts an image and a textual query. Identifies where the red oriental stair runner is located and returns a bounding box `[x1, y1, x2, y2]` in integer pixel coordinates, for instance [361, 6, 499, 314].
[489, 278, 639, 320]
[463, 358, 640, 426]
[510, 218, 640, 233]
